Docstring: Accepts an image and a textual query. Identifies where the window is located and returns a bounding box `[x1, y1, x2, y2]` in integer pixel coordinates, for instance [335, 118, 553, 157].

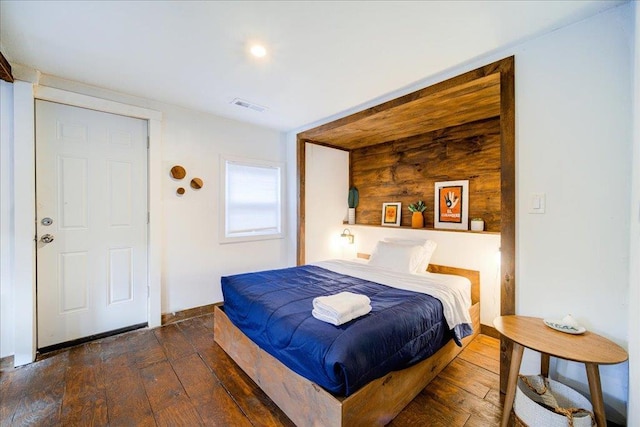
[220, 156, 284, 243]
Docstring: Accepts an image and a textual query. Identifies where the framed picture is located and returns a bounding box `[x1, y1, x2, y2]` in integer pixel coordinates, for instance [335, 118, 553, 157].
[434, 180, 469, 230]
[381, 202, 402, 227]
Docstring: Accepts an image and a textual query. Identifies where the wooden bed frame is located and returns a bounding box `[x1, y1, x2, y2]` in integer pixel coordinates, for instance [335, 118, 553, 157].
[214, 263, 480, 426]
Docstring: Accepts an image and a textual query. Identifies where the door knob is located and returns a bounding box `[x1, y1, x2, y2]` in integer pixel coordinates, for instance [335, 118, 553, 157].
[40, 234, 55, 244]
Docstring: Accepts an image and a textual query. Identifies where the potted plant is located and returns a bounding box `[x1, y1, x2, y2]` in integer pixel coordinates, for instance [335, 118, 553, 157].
[347, 186, 359, 225]
[408, 200, 426, 228]
[471, 217, 485, 231]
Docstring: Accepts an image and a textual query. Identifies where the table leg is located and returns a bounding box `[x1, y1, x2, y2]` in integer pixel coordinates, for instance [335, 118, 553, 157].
[501, 342, 524, 427]
[585, 363, 606, 427]
[541, 353, 550, 378]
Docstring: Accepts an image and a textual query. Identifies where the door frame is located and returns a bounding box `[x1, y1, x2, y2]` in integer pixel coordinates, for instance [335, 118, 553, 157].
[12, 83, 163, 365]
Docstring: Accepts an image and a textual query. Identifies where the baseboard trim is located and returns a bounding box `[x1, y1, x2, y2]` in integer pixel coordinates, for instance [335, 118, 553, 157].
[480, 324, 500, 339]
[38, 323, 148, 355]
[161, 303, 219, 325]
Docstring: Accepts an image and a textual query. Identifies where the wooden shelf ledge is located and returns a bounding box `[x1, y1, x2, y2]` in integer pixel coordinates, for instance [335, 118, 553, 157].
[342, 222, 500, 235]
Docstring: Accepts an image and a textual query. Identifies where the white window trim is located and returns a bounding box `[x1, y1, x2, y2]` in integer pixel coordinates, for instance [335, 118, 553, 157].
[219, 155, 285, 244]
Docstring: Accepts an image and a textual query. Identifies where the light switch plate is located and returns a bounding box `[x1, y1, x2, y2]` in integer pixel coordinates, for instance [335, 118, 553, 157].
[529, 193, 546, 214]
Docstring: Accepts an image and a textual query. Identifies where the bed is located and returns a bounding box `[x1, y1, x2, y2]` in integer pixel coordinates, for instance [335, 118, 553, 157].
[214, 246, 480, 426]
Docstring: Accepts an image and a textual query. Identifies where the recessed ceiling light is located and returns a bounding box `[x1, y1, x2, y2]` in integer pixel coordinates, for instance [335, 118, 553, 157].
[250, 44, 267, 58]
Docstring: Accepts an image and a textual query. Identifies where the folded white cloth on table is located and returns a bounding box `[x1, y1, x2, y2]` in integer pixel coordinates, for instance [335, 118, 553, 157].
[312, 291, 372, 326]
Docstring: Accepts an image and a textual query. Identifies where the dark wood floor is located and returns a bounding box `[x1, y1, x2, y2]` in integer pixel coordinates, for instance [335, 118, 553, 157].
[0, 314, 502, 426]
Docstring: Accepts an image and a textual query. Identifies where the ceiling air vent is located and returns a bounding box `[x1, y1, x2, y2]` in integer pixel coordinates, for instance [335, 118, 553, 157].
[231, 98, 268, 113]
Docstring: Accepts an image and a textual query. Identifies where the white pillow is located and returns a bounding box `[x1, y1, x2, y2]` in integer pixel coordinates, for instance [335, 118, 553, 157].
[383, 238, 437, 273]
[368, 240, 426, 274]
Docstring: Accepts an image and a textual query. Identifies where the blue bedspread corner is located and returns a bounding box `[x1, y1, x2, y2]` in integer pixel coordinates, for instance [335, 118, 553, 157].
[453, 323, 473, 346]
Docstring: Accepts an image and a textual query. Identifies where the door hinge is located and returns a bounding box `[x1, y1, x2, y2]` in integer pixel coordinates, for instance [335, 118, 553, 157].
[147, 212, 150, 224]
[147, 136, 150, 149]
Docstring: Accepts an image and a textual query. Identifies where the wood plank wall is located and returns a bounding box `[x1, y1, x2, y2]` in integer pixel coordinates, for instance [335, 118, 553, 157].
[350, 116, 501, 232]
[0, 51, 13, 83]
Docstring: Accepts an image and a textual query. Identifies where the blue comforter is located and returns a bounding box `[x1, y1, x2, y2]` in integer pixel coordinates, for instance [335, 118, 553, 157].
[221, 265, 453, 396]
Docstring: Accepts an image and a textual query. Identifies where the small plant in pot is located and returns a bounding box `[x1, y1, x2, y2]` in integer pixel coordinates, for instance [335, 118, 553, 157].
[347, 187, 359, 225]
[408, 200, 426, 228]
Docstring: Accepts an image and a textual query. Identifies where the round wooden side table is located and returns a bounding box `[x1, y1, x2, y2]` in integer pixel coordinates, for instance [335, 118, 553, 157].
[494, 315, 628, 427]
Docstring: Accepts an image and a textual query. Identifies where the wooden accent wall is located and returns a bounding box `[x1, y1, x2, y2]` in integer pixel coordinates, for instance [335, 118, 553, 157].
[297, 56, 515, 393]
[350, 117, 501, 231]
[0, 51, 13, 83]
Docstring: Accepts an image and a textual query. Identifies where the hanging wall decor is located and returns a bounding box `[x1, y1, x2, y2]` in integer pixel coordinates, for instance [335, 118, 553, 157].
[381, 202, 402, 227]
[170, 165, 204, 197]
[434, 180, 469, 230]
[170, 165, 186, 180]
[190, 177, 203, 189]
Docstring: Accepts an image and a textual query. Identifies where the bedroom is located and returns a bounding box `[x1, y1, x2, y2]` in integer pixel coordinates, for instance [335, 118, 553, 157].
[0, 1, 638, 426]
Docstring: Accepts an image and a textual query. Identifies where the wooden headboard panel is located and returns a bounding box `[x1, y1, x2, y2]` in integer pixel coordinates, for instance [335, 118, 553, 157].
[356, 253, 480, 305]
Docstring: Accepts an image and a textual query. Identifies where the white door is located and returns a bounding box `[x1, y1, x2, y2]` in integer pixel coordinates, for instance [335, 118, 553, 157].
[35, 100, 148, 349]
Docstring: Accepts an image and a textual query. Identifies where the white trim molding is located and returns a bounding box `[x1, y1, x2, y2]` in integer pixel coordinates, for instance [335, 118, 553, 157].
[12, 83, 163, 366]
[13, 81, 36, 365]
[34, 86, 162, 121]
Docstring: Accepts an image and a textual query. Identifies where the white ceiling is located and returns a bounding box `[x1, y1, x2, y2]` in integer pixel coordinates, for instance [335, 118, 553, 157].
[0, 1, 627, 132]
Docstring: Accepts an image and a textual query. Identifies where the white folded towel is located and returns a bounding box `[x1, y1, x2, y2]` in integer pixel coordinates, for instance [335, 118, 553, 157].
[312, 304, 371, 326]
[312, 291, 371, 326]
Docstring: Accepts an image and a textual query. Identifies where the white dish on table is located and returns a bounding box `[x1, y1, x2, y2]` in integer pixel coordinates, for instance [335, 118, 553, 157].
[543, 319, 586, 335]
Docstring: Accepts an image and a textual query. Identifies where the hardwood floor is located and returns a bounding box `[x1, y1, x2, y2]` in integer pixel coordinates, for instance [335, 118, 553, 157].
[0, 314, 502, 426]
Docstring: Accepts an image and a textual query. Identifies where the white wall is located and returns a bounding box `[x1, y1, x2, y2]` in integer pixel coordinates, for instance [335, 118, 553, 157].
[0, 80, 15, 358]
[514, 7, 631, 422]
[304, 143, 350, 263]
[290, 3, 634, 423]
[158, 104, 288, 311]
[11, 81, 36, 364]
[627, 2, 639, 426]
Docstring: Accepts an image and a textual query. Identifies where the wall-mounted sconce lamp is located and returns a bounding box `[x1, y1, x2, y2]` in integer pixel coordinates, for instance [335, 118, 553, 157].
[341, 228, 355, 245]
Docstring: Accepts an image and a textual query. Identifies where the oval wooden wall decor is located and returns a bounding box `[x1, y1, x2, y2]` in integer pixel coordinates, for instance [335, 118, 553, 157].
[170, 165, 186, 180]
[176, 187, 185, 195]
[190, 177, 203, 189]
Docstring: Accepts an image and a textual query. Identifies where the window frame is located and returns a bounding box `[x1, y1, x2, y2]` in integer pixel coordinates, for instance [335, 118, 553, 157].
[219, 155, 285, 244]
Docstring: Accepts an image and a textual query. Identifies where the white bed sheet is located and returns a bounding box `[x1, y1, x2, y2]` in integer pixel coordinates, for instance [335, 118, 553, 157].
[312, 259, 473, 335]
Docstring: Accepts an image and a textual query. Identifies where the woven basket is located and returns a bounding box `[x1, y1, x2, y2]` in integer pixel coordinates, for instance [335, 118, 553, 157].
[515, 376, 594, 427]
